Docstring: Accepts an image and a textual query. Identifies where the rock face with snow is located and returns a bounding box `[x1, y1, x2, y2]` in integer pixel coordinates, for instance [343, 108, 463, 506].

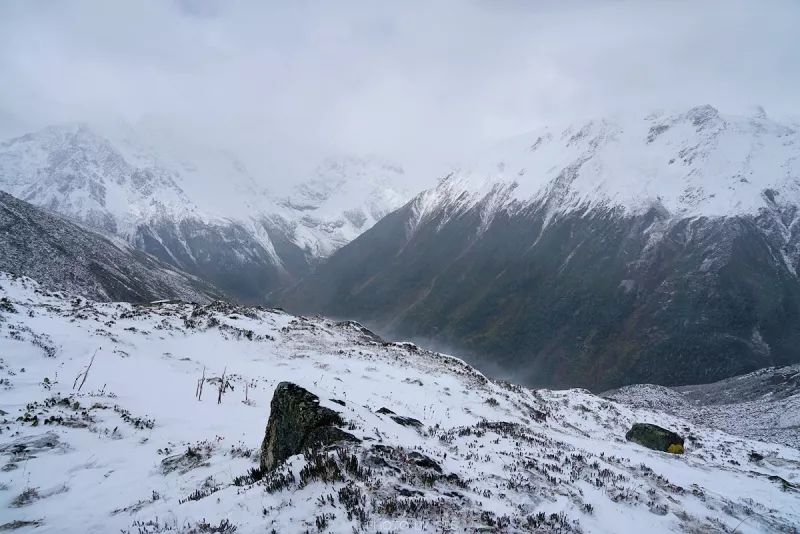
[283, 106, 800, 391]
[0, 191, 223, 303]
[0, 124, 409, 302]
[260, 382, 357, 471]
[1, 272, 799, 532]
[273, 157, 410, 259]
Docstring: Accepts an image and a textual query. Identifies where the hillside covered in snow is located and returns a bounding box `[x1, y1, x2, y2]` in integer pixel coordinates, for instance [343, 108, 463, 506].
[0, 191, 223, 304]
[606, 364, 800, 450]
[1, 272, 798, 533]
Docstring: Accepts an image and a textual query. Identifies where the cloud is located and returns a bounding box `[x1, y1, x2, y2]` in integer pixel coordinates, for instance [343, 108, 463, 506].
[1, 0, 798, 188]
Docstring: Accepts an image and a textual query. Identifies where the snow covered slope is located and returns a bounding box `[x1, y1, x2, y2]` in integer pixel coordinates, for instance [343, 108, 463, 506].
[0, 191, 223, 303]
[1, 272, 798, 533]
[606, 365, 800, 449]
[0, 124, 410, 301]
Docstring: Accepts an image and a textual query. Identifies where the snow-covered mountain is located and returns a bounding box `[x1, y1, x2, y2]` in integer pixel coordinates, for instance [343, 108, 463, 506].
[0, 124, 410, 302]
[1, 272, 799, 533]
[0, 124, 194, 236]
[283, 105, 800, 391]
[0, 191, 223, 303]
[408, 104, 800, 224]
[275, 157, 410, 258]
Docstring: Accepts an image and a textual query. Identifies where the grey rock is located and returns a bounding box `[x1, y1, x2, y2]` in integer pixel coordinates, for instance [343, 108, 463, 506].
[408, 451, 442, 472]
[626, 423, 684, 453]
[390, 415, 423, 429]
[767, 475, 798, 492]
[375, 407, 423, 429]
[160, 446, 211, 475]
[0, 519, 44, 530]
[260, 382, 358, 471]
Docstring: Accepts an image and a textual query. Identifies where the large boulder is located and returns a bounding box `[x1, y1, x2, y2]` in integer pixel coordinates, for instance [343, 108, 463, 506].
[260, 382, 358, 471]
[625, 423, 684, 453]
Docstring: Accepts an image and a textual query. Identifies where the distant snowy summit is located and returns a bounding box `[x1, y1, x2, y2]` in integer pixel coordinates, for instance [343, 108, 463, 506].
[409, 105, 800, 233]
[0, 123, 193, 236]
[275, 156, 409, 258]
[0, 123, 410, 301]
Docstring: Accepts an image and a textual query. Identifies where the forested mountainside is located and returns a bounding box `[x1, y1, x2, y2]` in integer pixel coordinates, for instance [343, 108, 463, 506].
[283, 106, 800, 391]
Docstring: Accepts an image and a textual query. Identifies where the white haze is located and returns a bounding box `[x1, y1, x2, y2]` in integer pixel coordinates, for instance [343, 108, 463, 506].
[1, 0, 799, 192]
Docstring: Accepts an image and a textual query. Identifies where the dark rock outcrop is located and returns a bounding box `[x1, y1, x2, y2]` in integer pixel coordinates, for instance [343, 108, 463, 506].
[260, 382, 358, 471]
[390, 415, 424, 428]
[767, 475, 798, 492]
[375, 407, 423, 428]
[0, 431, 65, 456]
[408, 451, 442, 472]
[626, 423, 684, 453]
[160, 446, 211, 475]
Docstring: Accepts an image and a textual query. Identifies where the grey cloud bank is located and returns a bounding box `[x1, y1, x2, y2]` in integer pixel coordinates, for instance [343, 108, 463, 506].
[1, 0, 798, 189]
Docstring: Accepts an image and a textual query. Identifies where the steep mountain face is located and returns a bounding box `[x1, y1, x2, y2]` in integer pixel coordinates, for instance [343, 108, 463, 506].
[0, 124, 192, 236]
[0, 124, 409, 302]
[0, 191, 223, 303]
[283, 106, 800, 391]
[2, 272, 799, 533]
[130, 216, 298, 305]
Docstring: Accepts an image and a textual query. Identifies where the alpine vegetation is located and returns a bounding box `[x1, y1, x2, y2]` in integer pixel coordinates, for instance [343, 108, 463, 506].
[1, 273, 798, 532]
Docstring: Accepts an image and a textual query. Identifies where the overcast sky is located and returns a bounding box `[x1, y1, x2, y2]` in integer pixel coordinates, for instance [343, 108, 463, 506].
[1, 0, 799, 188]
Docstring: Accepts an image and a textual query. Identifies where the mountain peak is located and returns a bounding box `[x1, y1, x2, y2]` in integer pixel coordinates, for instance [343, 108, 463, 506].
[410, 106, 800, 232]
[275, 155, 410, 257]
[0, 122, 194, 236]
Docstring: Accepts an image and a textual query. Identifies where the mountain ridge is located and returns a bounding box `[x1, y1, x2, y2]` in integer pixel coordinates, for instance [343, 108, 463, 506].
[0, 123, 411, 301]
[407, 105, 800, 224]
[0, 190, 224, 303]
